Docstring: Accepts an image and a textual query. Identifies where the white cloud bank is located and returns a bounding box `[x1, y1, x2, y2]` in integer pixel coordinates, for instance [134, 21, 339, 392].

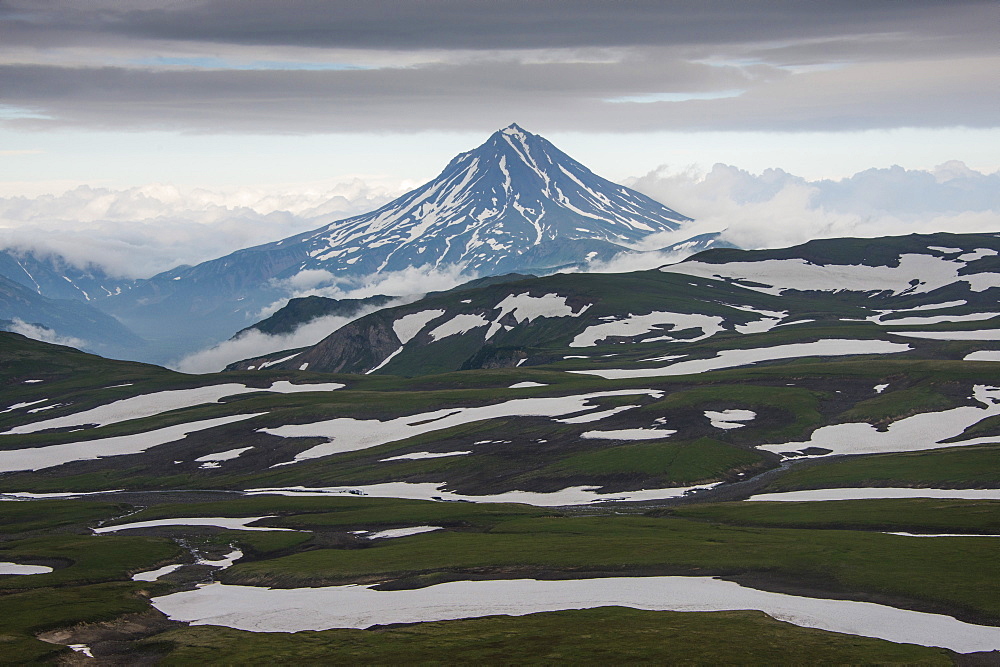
[626, 160, 1000, 251]
[0, 179, 405, 279]
[6, 318, 86, 349]
[4, 161, 996, 284]
[176, 262, 477, 373]
[174, 310, 382, 374]
[268, 263, 472, 305]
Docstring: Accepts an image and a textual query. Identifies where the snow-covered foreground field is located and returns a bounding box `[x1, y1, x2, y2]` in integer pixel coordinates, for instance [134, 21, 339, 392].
[152, 576, 1000, 653]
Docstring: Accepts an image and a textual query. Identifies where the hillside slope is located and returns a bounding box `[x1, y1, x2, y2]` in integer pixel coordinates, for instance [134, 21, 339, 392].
[232, 232, 1000, 377]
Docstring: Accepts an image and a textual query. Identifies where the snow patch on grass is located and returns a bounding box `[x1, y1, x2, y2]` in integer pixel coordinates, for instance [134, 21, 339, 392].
[245, 480, 717, 507]
[94, 516, 298, 534]
[393, 310, 446, 344]
[965, 351, 1000, 361]
[581, 428, 677, 440]
[428, 313, 489, 341]
[748, 488, 1000, 502]
[0, 413, 264, 472]
[556, 406, 639, 424]
[571, 339, 911, 380]
[706, 409, 756, 429]
[571, 312, 724, 347]
[151, 576, 1000, 652]
[364, 526, 443, 540]
[132, 563, 185, 582]
[263, 390, 664, 465]
[195, 447, 253, 463]
[380, 451, 471, 461]
[895, 329, 1000, 341]
[0, 562, 53, 575]
[486, 293, 590, 339]
[1, 382, 336, 434]
[758, 385, 1000, 458]
[662, 254, 1000, 296]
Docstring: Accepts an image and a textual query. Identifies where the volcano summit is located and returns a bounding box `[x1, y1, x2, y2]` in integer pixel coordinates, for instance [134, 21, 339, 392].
[98, 124, 705, 360]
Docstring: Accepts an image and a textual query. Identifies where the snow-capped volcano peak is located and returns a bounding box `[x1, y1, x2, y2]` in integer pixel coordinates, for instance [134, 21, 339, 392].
[281, 123, 691, 277]
[500, 122, 528, 138]
[100, 126, 699, 357]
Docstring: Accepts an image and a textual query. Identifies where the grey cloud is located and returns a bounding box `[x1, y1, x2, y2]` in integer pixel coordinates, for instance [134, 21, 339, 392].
[0, 56, 758, 105]
[0, 58, 754, 133]
[3, 1, 993, 53]
[1, 52, 995, 134]
[2, 1, 997, 135]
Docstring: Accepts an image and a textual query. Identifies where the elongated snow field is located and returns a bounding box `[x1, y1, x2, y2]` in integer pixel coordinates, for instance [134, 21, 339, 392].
[757, 385, 1000, 457]
[245, 481, 718, 506]
[570, 340, 911, 379]
[1, 381, 341, 435]
[94, 516, 298, 534]
[0, 562, 53, 575]
[132, 564, 185, 582]
[896, 330, 1000, 341]
[661, 253, 1000, 296]
[0, 414, 264, 473]
[263, 390, 664, 464]
[706, 409, 756, 429]
[747, 488, 1000, 502]
[151, 576, 1000, 652]
[364, 526, 443, 539]
[379, 451, 471, 461]
[570, 312, 724, 347]
[965, 351, 1000, 361]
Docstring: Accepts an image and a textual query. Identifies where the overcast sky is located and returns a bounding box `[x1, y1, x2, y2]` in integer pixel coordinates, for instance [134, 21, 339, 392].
[1, 0, 998, 193]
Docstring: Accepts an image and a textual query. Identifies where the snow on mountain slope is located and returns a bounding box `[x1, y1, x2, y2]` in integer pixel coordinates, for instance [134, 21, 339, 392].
[229, 232, 1000, 377]
[0, 248, 135, 302]
[284, 124, 691, 277]
[663, 253, 1000, 296]
[0, 274, 144, 357]
[661, 234, 1000, 296]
